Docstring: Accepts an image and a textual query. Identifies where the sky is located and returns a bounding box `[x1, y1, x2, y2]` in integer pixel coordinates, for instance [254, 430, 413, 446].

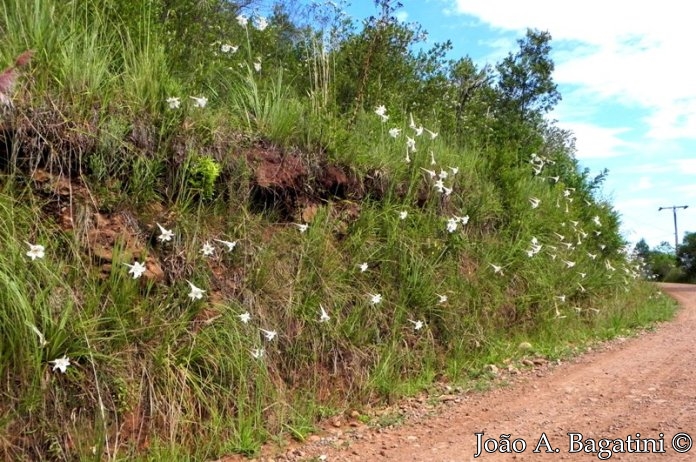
[341, 0, 696, 250]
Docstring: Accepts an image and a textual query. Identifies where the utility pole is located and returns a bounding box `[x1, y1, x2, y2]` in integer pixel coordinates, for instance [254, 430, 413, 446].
[658, 205, 688, 252]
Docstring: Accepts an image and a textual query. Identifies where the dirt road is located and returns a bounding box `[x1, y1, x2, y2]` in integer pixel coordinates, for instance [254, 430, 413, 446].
[271, 283, 695, 461]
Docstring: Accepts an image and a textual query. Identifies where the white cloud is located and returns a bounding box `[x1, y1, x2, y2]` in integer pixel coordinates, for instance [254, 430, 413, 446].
[396, 11, 409, 22]
[452, 0, 696, 141]
[554, 121, 631, 160]
[632, 176, 653, 192]
[672, 185, 696, 198]
[671, 159, 696, 175]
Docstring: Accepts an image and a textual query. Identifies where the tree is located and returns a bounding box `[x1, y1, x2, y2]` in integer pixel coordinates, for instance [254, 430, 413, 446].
[677, 231, 696, 281]
[634, 239, 680, 281]
[633, 239, 650, 260]
[496, 29, 560, 119]
[491, 29, 562, 159]
[445, 57, 493, 143]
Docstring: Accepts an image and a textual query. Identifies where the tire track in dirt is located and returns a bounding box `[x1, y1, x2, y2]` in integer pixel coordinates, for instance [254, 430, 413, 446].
[269, 283, 696, 462]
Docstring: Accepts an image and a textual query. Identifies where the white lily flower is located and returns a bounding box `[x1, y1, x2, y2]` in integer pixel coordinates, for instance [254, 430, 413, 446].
[433, 179, 445, 193]
[214, 239, 237, 252]
[221, 44, 238, 53]
[579, 272, 586, 278]
[406, 136, 416, 152]
[250, 348, 265, 359]
[438, 169, 448, 180]
[436, 294, 448, 304]
[448, 166, 459, 175]
[29, 323, 47, 347]
[555, 294, 566, 303]
[414, 125, 424, 137]
[399, 211, 408, 220]
[593, 215, 602, 227]
[587, 252, 597, 260]
[424, 128, 438, 140]
[368, 293, 382, 305]
[190, 96, 208, 108]
[374, 105, 388, 122]
[446, 217, 458, 233]
[187, 281, 205, 300]
[605, 260, 615, 271]
[529, 197, 540, 209]
[156, 223, 174, 242]
[49, 355, 71, 374]
[358, 262, 368, 273]
[409, 113, 416, 129]
[388, 127, 401, 138]
[420, 167, 436, 178]
[254, 16, 268, 31]
[124, 261, 147, 279]
[409, 319, 424, 330]
[294, 223, 308, 233]
[553, 232, 565, 241]
[236, 14, 248, 27]
[201, 241, 215, 257]
[238, 312, 251, 324]
[562, 260, 576, 268]
[260, 328, 277, 341]
[319, 304, 330, 323]
[490, 264, 504, 275]
[442, 186, 453, 196]
[166, 96, 181, 109]
[600, 244, 607, 250]
[577, 283, 586, 293]
[455, 215, 469, 224]
[430, 150, 436, 165]
[25, 242, 45, 260]
[526, 243, 542, 257]
[253, 59, 262, 72]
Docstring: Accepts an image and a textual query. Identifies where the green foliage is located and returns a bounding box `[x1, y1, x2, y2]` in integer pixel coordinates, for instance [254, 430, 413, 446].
[677, 231, 696, 282]
[188, 155, 221, 200]
[497, 29, 561, 117]
[633, 239, 683, 282]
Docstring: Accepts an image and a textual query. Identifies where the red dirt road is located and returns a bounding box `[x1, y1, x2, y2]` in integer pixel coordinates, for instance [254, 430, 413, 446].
[276, 283, 696, 461]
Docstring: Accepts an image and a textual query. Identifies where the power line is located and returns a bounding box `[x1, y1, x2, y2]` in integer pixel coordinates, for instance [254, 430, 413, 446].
[658, 205, 689, 252]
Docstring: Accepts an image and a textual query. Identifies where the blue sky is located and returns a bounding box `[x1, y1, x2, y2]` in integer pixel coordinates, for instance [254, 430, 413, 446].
[341, 0, 696, 250]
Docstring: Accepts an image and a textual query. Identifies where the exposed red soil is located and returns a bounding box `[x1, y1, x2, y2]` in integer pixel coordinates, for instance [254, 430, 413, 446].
[229, 283, 696, 461]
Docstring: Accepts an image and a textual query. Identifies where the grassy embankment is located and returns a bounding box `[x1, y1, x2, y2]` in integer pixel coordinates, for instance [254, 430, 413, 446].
[0, 1, 677, 459]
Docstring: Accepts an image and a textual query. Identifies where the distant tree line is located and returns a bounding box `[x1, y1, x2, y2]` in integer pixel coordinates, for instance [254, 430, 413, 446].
[633, 232, 696, 283]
